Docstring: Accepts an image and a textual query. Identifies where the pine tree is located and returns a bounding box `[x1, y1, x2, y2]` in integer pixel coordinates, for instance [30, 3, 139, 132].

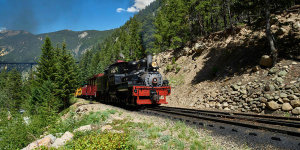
[129, 17, 144, 60]
[35, 37, 58, 83]
[6, 69, 23, 110]
[55, 42, 78, 108]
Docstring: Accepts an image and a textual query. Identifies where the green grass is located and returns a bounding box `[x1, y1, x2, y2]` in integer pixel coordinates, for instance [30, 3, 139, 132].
[49, 109, 116, 135]
[169, 75, 185, 86]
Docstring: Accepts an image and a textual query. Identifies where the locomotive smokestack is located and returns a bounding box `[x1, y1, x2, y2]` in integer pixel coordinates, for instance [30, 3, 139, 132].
[147, 53, 152, 68]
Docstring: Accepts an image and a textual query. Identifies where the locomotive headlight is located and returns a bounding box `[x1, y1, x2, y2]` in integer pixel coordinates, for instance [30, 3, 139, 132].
[151, 62, 158, 68]
[152, 78, 158, 83]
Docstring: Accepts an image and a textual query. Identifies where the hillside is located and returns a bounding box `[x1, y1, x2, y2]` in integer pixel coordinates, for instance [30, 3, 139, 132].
[0, 29, 114, 62]
[154, 8, 300, 115]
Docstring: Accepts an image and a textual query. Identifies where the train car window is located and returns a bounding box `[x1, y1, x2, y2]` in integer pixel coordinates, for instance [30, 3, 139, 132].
[110, 66, 119, 74]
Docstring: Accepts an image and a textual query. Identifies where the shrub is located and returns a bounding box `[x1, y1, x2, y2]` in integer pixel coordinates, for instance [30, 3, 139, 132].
[49, 109, 116, 134]
[64, 131, 135, 150]
[175, 66, 181, 73]
[166, 64, 173, 72]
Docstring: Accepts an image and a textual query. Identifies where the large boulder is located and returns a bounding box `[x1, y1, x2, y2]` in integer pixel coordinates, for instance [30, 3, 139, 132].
[278, 71, 287, 77]
[291, 100, 300, 107]
[282, 103, 293, 111]
[193, 42, 206, 53]
[51, 131, 74, 148]
[267, 101, 280, 110]
[101, 125, 113, 132]
[22, 134, 56, 150]
[259, 55, 273, 67]
[74, 125, 92, 132]
[292, 107, 300, 115]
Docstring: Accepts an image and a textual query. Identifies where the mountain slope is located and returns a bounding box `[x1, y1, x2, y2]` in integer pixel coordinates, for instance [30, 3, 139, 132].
[0, 29, 114, 62]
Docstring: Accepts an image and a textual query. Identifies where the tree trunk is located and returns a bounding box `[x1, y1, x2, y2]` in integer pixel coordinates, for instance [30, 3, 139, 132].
[265, 0, 277, 66]
[223, 0, 227, 29]
[227, 0, 233, 29]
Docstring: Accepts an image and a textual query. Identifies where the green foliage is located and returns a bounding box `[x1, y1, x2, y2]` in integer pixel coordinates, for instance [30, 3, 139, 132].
[55, 42, 79, 108]
[154, 0, 296, 52]
[154, 0, 190, 51]
[49, 110, 116, 134]
[0, 69, 24, 110]
[35, 37, 58, 83]
[65, 131, 134, 150]
[28, 80, 60, 114]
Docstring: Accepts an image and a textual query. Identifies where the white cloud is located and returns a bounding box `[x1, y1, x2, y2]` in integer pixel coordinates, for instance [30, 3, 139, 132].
[116, 8, 125, 13]
[117, 0, 155, 13]
[127, 7, 139, 13]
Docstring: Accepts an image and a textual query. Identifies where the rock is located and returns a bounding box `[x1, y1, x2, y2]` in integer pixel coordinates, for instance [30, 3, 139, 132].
[252, 66, 260, 72]
[216, 103, 222, 109]
[76, 107, 88, 114]
[282, 103, 293, 111]
[111, 130, 124, 134]
[292, 107, 300, 115]
[44, 134, 56, 143]
[264, 94, 272, 100]
[74, 125, 92, 132]
[101, 125, 113, 132]
[240, 90, 247, 95]
[265, 84, 275, 91]
[194, 42, 206, 53]
[280, 93, 288, 98]
[204, 103, 210, 108]
[291, 100, 300, 107]
[260, 97, 267, 103]
[292, 62, 297, 65]
[51, 131, 74, 148]
[231, 85, 240, 91]
[182, 47, 191, 56]
[275, 77, 284, 84]
[269, 68, 278, 74]
[259, 55, 273, 67]
[222, 102, 229, 108]
[278, 71, 287, 77]
[282, 98, 290, 103]
[267, 101, 280, 110]
[224, 107, 230, 111]
[22, 136, 53, 150]
[276, 27, 287, 35]
[287, 95, 297, 100]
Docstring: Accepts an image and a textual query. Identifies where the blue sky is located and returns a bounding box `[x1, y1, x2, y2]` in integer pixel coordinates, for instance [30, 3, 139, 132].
[0, 0, 155, 34]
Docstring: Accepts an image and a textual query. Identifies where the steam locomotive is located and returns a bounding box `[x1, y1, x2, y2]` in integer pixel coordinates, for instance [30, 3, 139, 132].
[75, 54, 171, 105]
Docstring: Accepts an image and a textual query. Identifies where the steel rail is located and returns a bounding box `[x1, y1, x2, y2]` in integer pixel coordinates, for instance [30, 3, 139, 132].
[144, 106, 300, 137]
[153, 106, 300, 128]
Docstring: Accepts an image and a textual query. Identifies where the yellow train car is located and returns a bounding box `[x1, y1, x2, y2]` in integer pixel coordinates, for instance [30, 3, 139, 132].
[74, 87, 82, 97]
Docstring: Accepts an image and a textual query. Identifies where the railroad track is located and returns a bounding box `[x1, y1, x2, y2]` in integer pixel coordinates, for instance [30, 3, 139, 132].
[141, 106, 300, 148]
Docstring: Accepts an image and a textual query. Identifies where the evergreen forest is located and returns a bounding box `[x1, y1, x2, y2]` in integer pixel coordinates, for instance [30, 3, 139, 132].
[0, 37, 79, 149]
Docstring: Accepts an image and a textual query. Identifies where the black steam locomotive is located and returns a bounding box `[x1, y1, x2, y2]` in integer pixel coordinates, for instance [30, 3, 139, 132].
[76, 54, 171, 105]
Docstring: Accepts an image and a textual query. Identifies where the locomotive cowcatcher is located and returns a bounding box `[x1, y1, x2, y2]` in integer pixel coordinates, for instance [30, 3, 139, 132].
[75, 54, 171, 105]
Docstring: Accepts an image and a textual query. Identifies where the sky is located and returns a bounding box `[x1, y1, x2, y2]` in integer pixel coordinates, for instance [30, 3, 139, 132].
[0, 0, 155, 34]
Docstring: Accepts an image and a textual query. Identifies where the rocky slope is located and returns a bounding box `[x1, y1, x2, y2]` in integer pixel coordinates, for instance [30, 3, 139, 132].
[0, 29, 114, 62]
[154, 8, 300, 116]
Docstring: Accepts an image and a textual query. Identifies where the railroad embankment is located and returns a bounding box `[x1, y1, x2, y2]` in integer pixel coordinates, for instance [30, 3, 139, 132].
[21, 99, 247, 150]
[154, 8, 300, 116]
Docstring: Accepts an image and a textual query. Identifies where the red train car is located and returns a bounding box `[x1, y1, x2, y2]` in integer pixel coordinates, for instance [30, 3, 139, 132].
[80, 73, 103, 99]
